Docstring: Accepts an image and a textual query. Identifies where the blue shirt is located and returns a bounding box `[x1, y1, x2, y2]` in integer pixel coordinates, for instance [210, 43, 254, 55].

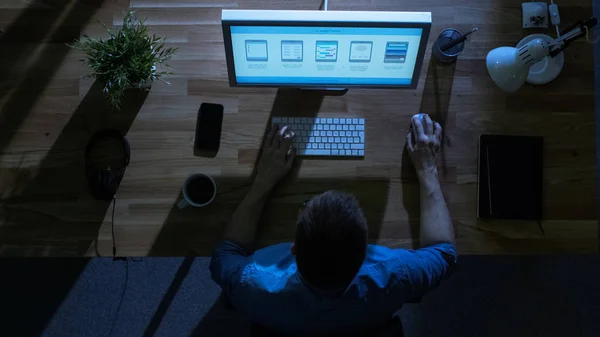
[210, 240, 457, 337]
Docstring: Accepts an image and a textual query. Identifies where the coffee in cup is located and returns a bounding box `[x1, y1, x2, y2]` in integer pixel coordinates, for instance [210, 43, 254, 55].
[177, 173, 216, 209]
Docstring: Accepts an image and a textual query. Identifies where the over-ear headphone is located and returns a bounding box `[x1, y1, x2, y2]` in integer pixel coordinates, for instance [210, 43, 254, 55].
[85, 130, 130, 201]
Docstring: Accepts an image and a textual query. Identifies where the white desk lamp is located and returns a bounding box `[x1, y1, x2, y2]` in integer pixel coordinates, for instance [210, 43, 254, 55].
[486, 18, 597, 92]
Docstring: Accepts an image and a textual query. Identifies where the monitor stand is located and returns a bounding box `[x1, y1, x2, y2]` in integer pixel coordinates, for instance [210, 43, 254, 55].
[300, 88, 348, 95]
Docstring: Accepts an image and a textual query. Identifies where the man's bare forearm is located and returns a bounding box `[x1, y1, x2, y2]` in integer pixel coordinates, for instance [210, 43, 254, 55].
[222, 183, 272, 247]
[418, 169, 455, 246]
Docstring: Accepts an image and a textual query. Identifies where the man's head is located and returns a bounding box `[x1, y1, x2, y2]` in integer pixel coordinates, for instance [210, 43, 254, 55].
[291, 190, 368, 291]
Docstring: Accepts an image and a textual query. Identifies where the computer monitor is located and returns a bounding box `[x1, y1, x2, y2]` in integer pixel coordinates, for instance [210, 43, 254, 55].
[221, 10, 431, 89]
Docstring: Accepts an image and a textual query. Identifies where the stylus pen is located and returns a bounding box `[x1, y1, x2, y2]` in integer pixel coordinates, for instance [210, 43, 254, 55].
[440, 27, 479, 52]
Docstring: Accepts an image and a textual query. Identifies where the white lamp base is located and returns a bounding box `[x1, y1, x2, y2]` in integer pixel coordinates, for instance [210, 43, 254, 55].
[516, 34, 564, 85]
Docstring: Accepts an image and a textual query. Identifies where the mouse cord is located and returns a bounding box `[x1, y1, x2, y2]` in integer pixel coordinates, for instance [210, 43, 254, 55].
[112, 197, 117, 257]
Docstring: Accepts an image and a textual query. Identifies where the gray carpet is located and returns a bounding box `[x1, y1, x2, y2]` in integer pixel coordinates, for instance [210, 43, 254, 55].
[1, 256, 600, 337]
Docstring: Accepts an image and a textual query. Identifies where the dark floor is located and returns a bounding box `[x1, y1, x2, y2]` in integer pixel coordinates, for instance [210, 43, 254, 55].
[1, 256, 600, 337]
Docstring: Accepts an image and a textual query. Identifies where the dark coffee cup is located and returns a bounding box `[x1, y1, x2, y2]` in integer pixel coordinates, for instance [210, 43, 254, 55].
[177, 174, 216, 209]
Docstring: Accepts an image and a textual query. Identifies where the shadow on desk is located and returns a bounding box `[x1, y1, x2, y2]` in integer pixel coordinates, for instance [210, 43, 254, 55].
[149, 177, 390, 256]
[420, 57, 456, 181]
[0, 1, 102, 154]
[0, 81, 148, 256]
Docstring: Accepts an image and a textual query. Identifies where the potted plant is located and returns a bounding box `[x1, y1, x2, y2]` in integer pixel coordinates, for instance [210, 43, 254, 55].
[69, 12, 177, 110]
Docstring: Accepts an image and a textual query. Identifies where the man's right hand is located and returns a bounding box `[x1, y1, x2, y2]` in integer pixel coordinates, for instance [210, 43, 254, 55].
[406, 114, 442, 179]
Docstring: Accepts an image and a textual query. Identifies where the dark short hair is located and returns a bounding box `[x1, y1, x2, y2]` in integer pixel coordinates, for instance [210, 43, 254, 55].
[295, 190, 368, 291]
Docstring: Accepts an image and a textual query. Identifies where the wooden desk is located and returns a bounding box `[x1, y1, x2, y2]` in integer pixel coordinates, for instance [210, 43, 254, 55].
[0, 0, 596, 256]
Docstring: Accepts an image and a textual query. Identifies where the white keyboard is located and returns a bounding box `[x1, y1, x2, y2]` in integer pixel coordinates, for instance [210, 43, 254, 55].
[271, 117, 365, 157]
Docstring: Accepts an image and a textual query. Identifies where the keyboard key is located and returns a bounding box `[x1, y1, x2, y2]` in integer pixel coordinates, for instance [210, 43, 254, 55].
[352, 150, 358, 155]
[333, 118, 339, 124]
[316, 137, 321, 142]
[354, 137, 360, 143]
[309, 137, 315, 143]
[325, 144, 331, 149]
[341, 137, 347, 143]
[327, 131, 333, 137]
[351, 144, 364, 150]
[332, 144, 338, 149]
[349, 125, 355, 131]
[356, 125, 365, 131]
[359, 150, 364, 156]
[298, 143, 305, 149]
[336, 125, 342, 131]
[335, 137, 340, 142]
[359, 119, 365, 124]
[340, 119, 345, 124]
[272, 118, 282, 124]
[344, 144, 350, 149]
[318, 143, 324, 149]
[332, 150, 339, 155]
[317, 125, 323, 130]
[302, 137, 308, 142]
[359, 131, 365, 138]
[304, 124, 310, 130]
[348, 138, 354, 143]
[324, 125, 330, 131]
[352, 131, 357, 137]
[352, 119, 358, 124]
[281, 117, 288, 123]
[343, 125, 348, 131]
[339, 150, 345, 155]
[300, 149, 331, 156]
[326, 118, 333, 124]
[333, 131, 339, 136]
[328, 137, 334, 142]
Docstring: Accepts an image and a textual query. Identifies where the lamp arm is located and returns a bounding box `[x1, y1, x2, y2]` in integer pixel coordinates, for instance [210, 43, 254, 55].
[548, 17, 598, 58]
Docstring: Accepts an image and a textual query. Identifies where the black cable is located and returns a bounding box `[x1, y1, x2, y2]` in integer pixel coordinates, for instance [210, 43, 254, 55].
[537, 219, 545, 237]
[107, 258, 129, 337]
[112, 197, 117, 257]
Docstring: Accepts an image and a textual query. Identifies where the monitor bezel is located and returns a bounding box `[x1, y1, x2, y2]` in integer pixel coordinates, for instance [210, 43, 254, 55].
[222, 19, 431, 89]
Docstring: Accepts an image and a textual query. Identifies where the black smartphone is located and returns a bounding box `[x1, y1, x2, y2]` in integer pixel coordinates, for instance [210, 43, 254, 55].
[194, 103, 224, 157]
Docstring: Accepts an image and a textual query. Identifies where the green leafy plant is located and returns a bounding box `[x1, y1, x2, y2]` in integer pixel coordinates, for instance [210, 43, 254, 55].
[69, 12, 177, 110]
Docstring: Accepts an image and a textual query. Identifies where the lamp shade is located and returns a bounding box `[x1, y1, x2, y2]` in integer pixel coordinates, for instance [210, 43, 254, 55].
[486, 38, 550, 92]
[485, 47, 529, 92]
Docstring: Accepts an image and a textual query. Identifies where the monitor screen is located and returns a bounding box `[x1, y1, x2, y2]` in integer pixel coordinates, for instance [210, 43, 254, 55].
[226, 26, 425, 87]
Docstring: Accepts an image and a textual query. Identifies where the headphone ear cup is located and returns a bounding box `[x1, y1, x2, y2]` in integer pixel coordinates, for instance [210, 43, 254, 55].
[123, 136, 131, 166]
[88, 170, 118, 201]
[85, 130, 129, 201]
[87, 169, 103, 200]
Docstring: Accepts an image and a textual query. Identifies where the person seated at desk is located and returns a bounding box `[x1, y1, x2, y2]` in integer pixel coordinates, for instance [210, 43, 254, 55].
[210, 115, 456, 337]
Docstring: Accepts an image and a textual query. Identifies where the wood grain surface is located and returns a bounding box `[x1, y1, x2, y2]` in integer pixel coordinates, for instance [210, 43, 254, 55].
[0, 0, 596, 256]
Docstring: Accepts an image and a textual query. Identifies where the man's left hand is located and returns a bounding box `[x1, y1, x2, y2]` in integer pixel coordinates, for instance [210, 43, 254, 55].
[254, 124, 296, 191]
